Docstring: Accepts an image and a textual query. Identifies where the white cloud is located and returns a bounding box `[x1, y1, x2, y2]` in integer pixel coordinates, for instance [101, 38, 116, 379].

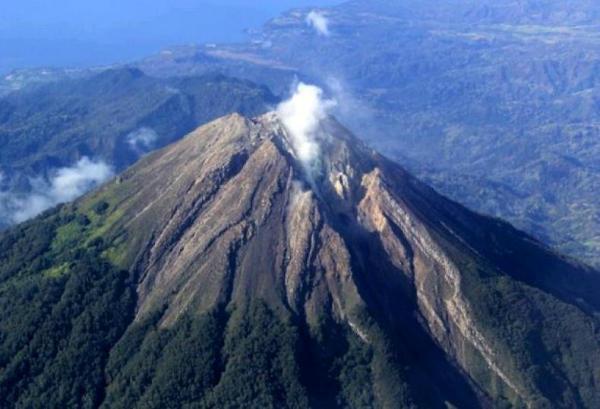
[127, 127, 159, 154]
[277, 82, 337, 170]
[0, 157, 113, 224]
[48, 158, 113, 203]
[306, 10, 330, 36]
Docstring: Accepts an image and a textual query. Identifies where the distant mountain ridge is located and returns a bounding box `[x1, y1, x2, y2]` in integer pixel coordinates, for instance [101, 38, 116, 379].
[0, 68, 277, 228]
[343, 0, 600, 24]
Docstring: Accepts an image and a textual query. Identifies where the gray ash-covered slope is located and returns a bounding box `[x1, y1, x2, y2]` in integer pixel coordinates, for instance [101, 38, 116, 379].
[1, 113, 599, 408]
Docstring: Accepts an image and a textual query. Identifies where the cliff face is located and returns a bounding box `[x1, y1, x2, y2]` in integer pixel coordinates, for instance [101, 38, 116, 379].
[1, 112, 599, 408]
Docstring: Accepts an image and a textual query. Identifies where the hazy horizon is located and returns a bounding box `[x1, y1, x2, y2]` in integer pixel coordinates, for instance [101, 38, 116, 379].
[0, 0, 343, 75]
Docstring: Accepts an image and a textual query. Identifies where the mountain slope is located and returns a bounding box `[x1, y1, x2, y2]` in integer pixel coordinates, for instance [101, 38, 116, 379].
[5, 1, 598, 267]
[0, 113, 599, 408]
[0, 68, 277, 227]
[134, 0, 600, 269]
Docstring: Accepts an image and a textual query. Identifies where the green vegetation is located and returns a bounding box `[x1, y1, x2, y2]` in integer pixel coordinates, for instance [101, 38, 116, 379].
[202, 304, 308, 409]
[432, 220, 600, 409]
[103, 303, 387, 409]
[103, 310, 224, 409]
[93, 200, 110, 215]
[41, 262, 69, 278]
[0, 208, 135, 409]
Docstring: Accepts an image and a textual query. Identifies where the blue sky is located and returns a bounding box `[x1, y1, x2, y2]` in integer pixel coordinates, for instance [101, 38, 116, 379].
[0, 0, 343, 74]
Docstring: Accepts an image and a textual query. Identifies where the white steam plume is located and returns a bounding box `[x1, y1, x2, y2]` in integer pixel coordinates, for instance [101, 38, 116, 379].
[306, 10, 330, 36]
[0, 157, 113, 224]
[276, 82, 337, 169]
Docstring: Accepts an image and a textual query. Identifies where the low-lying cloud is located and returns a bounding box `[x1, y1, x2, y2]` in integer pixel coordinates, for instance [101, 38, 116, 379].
[306, 10, 330, 36]
[127, 127, 159, 155]
[277, 82, 337, 171]
[0, 157, 113, 225]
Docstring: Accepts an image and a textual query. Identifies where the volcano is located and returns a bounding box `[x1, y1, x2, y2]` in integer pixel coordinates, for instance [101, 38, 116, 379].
[0, 111, 599, 408]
